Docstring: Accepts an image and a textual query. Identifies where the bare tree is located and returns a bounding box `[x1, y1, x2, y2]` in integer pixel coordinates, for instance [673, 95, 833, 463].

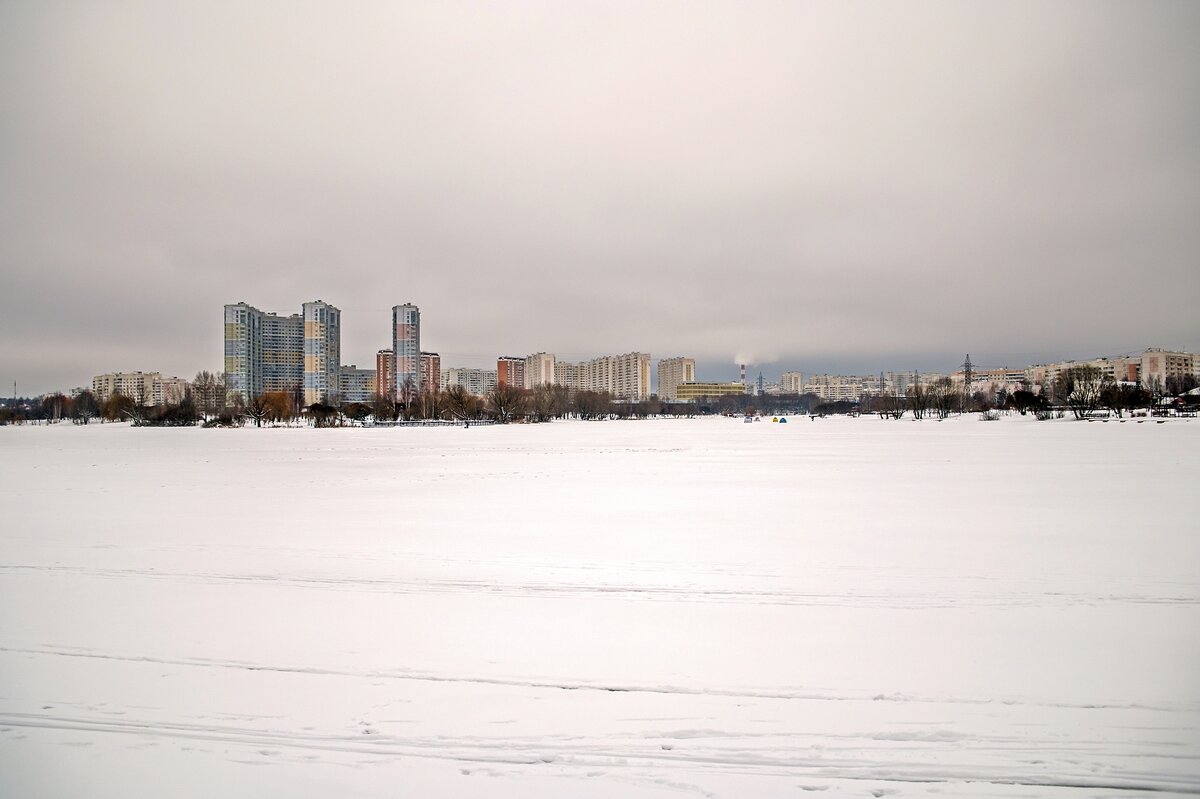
[443, 385, 479, 421]
[1060, 365, 1107, 419]
[487, 383, 527, 423]
[72, 390, 99, 425]
[875, 391, 905, 420]
[417, 386, 443, 420]
[927, 377, 958, 419]
[573, 390, 614, 420]
[192, 371, 226, 418]
[397, 376, 417, 421]
[527, 384, 553, 422]
[247, 394, 269, 427]
[41, 393, 70, 423]
[371, 394, 398, 423]
[908, 373, 929, 420]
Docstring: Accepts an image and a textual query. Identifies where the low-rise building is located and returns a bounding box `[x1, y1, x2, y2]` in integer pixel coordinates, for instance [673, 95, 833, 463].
[676, 381, 747, 401]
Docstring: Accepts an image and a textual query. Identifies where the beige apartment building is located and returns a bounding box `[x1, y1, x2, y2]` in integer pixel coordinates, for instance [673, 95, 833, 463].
[524, 352, 556, 388]
[92, 371, 185, 406]
[657, 357, 695, 401]
[444, 367, 497, 396]
[780, 371, 805, 394]
[1140, 349, 1197, 389]
[555, 352, 651, 400]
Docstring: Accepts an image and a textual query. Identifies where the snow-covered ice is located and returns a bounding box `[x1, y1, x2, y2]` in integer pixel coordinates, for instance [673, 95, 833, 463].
[1, 415, 1198, 797]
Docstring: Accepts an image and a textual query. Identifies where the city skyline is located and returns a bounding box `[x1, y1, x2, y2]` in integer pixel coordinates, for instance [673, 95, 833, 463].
[3, 3, 1199, 396]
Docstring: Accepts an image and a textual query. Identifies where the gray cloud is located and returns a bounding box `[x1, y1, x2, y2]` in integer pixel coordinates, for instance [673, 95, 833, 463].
[2, 1, 1198, 393]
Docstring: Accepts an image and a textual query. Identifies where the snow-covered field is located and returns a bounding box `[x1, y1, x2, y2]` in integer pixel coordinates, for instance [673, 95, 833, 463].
[1, 415, 1197, 798]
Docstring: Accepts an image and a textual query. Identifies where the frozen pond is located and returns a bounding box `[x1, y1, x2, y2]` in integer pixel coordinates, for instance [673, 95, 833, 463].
[1, 415, 1198, 797]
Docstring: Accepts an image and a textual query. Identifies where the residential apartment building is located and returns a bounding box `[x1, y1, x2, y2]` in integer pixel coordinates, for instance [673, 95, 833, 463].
[497, 356, 526, 388]
[262, 312, 303, 393]
[391, 304, 421, 400]
[524, 352, 556, 388]
[338, 365, 376, 404]
[560, 352, 651, 400]
[445, 367, 497, 396]
[1140, 349, 1196, 390]
[554, 360, 580, 388]
[224, 302, 264, 401]
[951, 366, 1028, 398]
[92, 371, 163, 405]
[676, 381, 746, 401]
[420, 352, 441, 394]
[302, 301, 341, 405]
[375, 350, 393, 400]
[780, 371, 805, 394]
[159, 376, 190, 405]
[225, 300, 341, 404]
[657, 357, 695, 401]
[803, 374, 871, 402]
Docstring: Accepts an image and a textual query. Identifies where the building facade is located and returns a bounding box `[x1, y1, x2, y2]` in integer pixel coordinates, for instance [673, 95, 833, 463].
[497, 356, 526, 388]
[224, 302, 264, 401]
[445, 367, 497, 396]
[337, 365, 376, 404]
[262, 312, 303, 394]
[558, 352, 651, 400]
[524, 352, 556, 388]
[554, 360, 580, 388]
[225, 300, 341, 405]
[92, 371, 162, 405]
[780, 371, 805, 394]
[302, 301, 341, 405]
[676, 381, 746, 401]
[656, 357, 695, 401]
[375, 350, 393, 399]
[391, 304, 421, 400]
[1140, 349, 1196, 391]
[420, 352, 441, 395]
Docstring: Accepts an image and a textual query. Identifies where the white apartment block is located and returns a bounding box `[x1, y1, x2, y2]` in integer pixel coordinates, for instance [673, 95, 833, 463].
[445, 368, 497, 396]
[91, 372, 184, 406]
[657, 357, 695, 401]
[1140, 349, 1197, 389]
[780, 371, 805, 394]
[524, 352, 557, 389]
[802, 374, 876, 402]
[1027, 352, 1157, 391]
[568, 352, 651, 400]
[951, 367, 1029, 396]
[554, 360, 580, 388]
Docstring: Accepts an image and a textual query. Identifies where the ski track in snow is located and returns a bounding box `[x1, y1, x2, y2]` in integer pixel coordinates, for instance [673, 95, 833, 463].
[2, 563, 1197, 609]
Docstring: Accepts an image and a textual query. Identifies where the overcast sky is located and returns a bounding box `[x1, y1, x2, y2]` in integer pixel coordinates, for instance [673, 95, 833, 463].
[2, 1, 1198, 394]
